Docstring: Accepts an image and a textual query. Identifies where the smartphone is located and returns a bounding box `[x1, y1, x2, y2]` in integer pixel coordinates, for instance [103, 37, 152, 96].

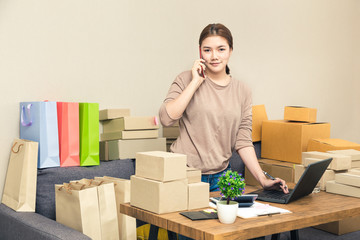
[199, 46, 205, 78]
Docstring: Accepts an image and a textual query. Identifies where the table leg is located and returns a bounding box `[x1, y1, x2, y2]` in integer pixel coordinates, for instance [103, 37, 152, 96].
[290, 230, 299, 240]
[148, 224, 159, 240]
[167, 231, 178, 240]
[271, 233, 280, 240]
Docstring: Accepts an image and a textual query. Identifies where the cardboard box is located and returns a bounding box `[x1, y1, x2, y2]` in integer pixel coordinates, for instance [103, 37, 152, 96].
[335, 173, 360, 187]
[261, 120, 330, 163]
[252, 105, 268, 142]
[186, 167, 202, 184]
[284, 106, 317, 123]
[294, 164, 305, 183]
[326, 180, 360, 198]
[245, 161, 271, 186]
[99, 109, 130, 121]
[130, 175, 187, 214]
[99, 141, 109, 161]
[327, 149, 360, 161]
[352, 161, 360, 168]
[107, 138, 166, 160]
[315, 216, 360, 235]
[162, 126, 180, 139]
[302, 152, 351, 171]
[349, 168, 360, 175]
[103, 116, 159, 133]
[100, 129, 159, 141]
[135, 151, 187, 182]
[245, 159, 294, 186]
[188, 182, 209, 210]
[307, 138, 360, 152]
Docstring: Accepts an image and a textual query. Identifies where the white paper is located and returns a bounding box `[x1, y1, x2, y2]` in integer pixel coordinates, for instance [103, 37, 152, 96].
[209, 201, 291, 219]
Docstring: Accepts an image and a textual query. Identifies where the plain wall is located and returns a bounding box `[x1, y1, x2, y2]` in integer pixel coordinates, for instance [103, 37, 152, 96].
[1, 0, 359, 200]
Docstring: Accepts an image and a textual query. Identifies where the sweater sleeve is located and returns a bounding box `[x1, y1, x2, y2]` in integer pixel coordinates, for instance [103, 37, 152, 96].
[235, 85, 254, 151]
[159, 72, 187, 127]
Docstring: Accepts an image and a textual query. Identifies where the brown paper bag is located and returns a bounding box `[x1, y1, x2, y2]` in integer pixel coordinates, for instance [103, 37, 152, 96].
[77, 178, 120, 240]
[55, 183, 102, 240]
[95, 176, 136, 240]
[2, 139, 38, 212]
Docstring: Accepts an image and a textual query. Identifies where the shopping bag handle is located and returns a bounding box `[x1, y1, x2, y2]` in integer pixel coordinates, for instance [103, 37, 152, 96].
[12, 142, 24, 153]
[21, 104, 33, 126]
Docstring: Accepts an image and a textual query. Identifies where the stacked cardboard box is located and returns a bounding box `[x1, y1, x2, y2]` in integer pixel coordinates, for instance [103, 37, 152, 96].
[130, 151, 209, 214]
[307, 149, 360, 235]
[162, 120, 180, 152]
[99, 109, 166, 160]
[261, 106, 330, 164]
[245, 158, 295, 186]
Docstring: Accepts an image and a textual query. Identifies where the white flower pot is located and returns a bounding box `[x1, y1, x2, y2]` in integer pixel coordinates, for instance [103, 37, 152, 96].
[217, 200, 238, 224]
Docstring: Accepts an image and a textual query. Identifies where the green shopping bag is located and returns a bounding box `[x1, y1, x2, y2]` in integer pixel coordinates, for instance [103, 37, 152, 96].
[79, 103, 99, 166]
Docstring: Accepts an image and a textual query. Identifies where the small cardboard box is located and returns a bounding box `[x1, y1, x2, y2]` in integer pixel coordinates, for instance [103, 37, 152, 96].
[315, 216, 360, 235]
[99, 141, 109, 161]
[326, 180, 360, 198]
[245, 161, 271, 186]
[252, 105, 268, 142]
[162, 126, 180, 139]
[335, 173, 360, 187]
[100, 129, 159, 141]
[103, 116, 159, 133]
[284, 106, 317, 123]
[302, 152, 351, 171]
[130, 175, 188, 214]
[261, 120, 330, 164]
[188, 182, 209, 210]
[99, 109, 130, 121]
[294, 164, 306, 183]
[352, 161, 360, 168]
[349, 168, 360, 175]
[186, 167, 202, 183]
[135, 151, 187, 182]
[245, 159, 294, 186]
[107, 138, 166, 160]
[307, 138, 360, 152]
[327, 149, 360, 161]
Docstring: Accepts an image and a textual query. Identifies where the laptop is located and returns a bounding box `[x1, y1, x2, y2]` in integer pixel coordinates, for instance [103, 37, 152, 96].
[249, 158, 332, 204]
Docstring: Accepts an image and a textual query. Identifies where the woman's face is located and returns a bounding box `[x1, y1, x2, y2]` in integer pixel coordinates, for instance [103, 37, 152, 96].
[200, 36, 232, 75]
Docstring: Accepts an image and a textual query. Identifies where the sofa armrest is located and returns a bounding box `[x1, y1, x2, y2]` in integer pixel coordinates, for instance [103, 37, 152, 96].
[0, 203, 91, 240]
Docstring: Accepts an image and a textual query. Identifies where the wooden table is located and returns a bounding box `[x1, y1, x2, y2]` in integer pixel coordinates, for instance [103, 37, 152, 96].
[120, 186, 360, 240]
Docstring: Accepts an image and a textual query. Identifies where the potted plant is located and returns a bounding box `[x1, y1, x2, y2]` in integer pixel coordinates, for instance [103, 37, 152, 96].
[216, 170, 246, 224]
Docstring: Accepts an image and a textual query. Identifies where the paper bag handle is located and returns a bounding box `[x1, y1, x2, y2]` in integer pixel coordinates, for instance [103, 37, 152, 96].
[12, 142, 23, 153]
[21, 104, 33, 126]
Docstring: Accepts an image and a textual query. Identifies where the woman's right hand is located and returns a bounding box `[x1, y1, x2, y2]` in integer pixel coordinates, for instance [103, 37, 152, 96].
[191, 59, 206, 84]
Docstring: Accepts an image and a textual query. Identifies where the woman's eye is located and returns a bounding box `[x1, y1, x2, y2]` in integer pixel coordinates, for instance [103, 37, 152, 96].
[204, 49, 210, 52]
[219, 48, 226, 51]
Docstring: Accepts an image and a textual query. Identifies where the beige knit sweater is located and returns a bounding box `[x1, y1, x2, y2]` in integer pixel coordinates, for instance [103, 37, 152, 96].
[159, 70, 253, 174]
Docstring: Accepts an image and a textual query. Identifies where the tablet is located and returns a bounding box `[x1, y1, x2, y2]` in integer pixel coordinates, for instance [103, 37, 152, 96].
[210, 194, 258, 207]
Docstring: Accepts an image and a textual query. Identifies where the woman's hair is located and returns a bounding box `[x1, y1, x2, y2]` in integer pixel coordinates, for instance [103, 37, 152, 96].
[199, 23, 233, 74]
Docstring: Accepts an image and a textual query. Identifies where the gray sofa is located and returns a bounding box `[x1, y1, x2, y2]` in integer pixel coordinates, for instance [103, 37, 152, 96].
[0, 159, 135, 240]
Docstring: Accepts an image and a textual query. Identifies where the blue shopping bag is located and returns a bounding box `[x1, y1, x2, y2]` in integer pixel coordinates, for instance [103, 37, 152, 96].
[20, 102, 60, 168]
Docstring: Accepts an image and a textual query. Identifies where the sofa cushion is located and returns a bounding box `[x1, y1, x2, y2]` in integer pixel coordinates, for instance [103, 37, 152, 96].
[36, 159, 135, 220]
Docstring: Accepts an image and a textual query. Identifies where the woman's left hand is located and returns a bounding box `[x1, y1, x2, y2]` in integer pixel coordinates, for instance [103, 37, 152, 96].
[262, 178, 289, 194]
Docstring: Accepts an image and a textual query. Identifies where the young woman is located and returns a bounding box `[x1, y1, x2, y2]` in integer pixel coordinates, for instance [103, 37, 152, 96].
[159, 23, 288, 194]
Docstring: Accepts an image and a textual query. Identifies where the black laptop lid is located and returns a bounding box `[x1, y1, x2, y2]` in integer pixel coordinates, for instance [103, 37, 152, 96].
[287, 158, 332, 203]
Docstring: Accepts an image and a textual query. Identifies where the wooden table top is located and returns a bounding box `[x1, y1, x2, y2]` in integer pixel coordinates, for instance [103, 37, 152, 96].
[120, 185, 360, 240]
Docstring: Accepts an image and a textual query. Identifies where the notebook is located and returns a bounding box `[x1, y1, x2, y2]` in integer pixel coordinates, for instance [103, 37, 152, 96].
[249, 158, 332, 204]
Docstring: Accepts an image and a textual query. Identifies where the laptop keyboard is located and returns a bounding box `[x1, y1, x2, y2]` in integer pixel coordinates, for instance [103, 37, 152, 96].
[258, 189, 293, 200]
